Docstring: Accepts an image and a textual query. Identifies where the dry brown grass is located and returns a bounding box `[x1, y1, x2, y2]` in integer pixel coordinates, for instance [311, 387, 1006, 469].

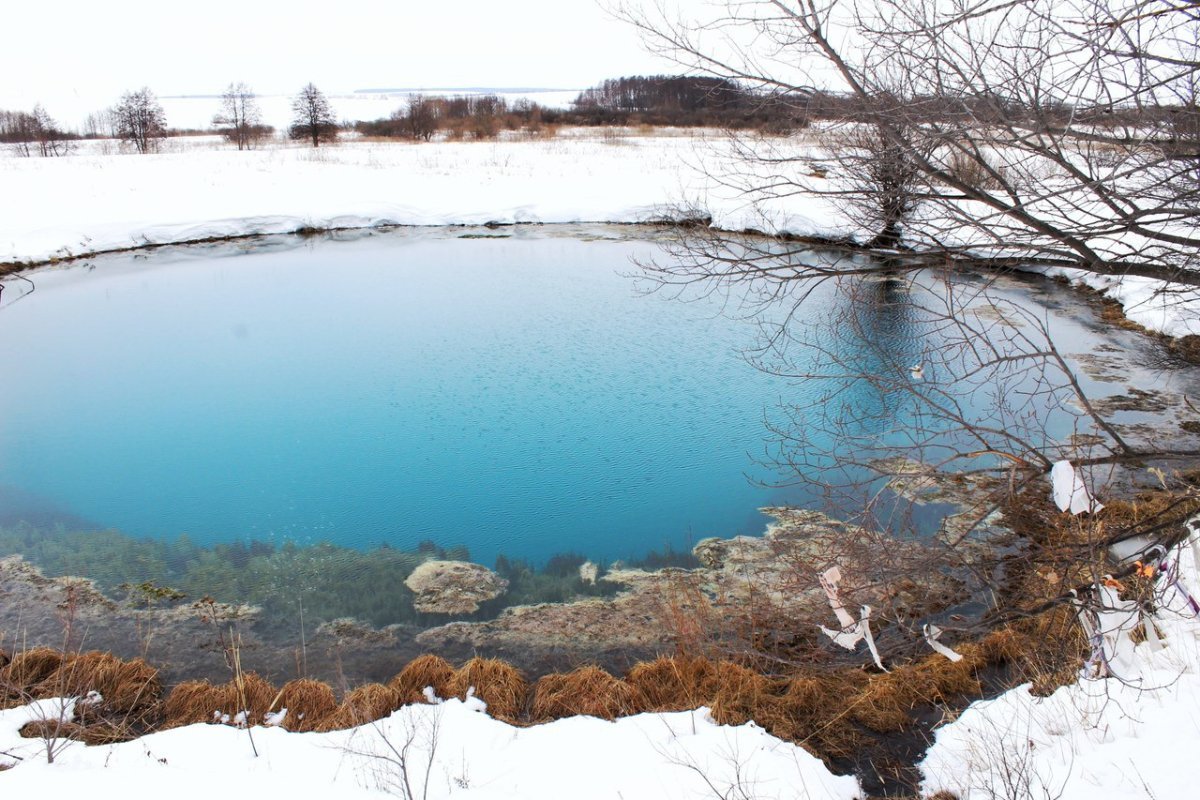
[626, 655, 720, 711]
[162, 680, 226, 727]
[160, 671, 278, 728]
[624, 656, 783, 731]
[530, 666, 636, 722]
[19, 714, 137, 746]
[0, 648, 9, 670]
[449, 657, 528, 722]
[23, 716, 139, 746]
[275, 678, 338, 732]
[0, 647, 66, 695]
[1097, 297, 1152, 334]
[843, 647, 986, 735]
[706, 660, 776, 727]
[847, 671, 924, 733]
[975, 626, 1033, 664]
[230, 671, 278, 722]
[40, 651, 160, 714]
[766, 671, 867, 761]
[389, 654, 456, 704]
[624, 655, 778, 722]
[318, 683, 403, 731]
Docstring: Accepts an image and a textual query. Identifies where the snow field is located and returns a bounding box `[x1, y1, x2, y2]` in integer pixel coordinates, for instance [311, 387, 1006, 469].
[0, 130, 835, 267]
[0, 696, 860, 800]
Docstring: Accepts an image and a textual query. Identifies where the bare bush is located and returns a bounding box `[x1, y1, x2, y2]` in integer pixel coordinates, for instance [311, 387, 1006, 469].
[113, 88, 167, 154]
[213, 82, 267, 150]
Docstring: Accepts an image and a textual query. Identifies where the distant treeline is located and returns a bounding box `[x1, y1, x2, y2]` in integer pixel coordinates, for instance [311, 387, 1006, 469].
[354, 75, 819, 139]
[0, 107, 76, 156]
[352, 74, 1200, 141]
[11, 74, 1180, 153]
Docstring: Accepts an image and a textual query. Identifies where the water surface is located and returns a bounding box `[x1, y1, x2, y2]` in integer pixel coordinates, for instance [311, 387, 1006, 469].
[1, 228, 810, 564]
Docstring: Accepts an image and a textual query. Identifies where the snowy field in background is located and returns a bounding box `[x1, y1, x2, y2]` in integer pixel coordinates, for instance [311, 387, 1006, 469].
[0, 129, 841, 265]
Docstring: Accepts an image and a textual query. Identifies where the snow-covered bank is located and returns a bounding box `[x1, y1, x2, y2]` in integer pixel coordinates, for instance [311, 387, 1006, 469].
[0, 698, 860, 800]
[0, 130, 838, 266]
[920, 529, 1200, 799]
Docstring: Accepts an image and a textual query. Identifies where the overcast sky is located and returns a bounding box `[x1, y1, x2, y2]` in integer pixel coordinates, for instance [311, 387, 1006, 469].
[2, 0, 687, 108]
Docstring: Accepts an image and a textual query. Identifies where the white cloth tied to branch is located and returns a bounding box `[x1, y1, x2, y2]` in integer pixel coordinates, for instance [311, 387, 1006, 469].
[923, 624, 964, 662]
[818, 566, 887, 671]
[1050, 460, 1104, 515]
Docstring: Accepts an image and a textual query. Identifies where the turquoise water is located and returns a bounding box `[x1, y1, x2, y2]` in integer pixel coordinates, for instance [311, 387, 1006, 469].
[0, 227, 1178, 572]
[0, 229, 816, 564]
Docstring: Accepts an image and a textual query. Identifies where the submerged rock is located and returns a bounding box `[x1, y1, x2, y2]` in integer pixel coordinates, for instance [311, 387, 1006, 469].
[404, 560, 508, 614]
[417, 507, 970, 661]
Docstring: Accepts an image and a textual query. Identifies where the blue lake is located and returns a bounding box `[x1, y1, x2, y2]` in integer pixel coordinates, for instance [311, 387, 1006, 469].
[0, 228, 824, 565]
[0, 226, 1178, 573]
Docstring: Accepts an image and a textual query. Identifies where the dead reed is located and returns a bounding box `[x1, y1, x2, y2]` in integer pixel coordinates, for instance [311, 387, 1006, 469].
[275, 678, 338, 732]
[0, 647, 65, 696]
[389, 654, 456, 704]
[530, 666, 636, 722]
[625, 655, 720, 712]
[40, 651, 160, 714]
[448, 657, 528, 722]
[161, 671, 278, 728]
[162, 680, 226, 727]
[229, 671, 278, 723]
[317, 683, 402, 731]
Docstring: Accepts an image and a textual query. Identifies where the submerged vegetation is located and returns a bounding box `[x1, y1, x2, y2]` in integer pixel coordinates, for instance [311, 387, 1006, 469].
[0, 521, 635, 628]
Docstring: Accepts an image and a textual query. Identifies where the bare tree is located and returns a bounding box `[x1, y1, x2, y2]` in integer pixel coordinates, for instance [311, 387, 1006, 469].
[620, 0, 1200, 284]
[619, 0, 1200, 477]
[0, 106, 71, 157]
[31, 106, 71, 157]
[214, 82, 265, 150]
[0, 109, 36, 156]
[113, 88, 167, 154]
[398, 94, 442, 142]
[82, 108, 116, 139]
[615, 0, 1200, 672]
[290, 83, 338, 147]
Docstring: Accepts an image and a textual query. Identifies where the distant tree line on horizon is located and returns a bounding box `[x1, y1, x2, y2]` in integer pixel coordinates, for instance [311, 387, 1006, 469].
[0, 106, 75, 156]
[5, 73, 1195, 156]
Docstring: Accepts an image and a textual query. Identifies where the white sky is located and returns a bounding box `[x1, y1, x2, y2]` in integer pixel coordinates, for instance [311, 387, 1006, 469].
[2, 0, 691, 112]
